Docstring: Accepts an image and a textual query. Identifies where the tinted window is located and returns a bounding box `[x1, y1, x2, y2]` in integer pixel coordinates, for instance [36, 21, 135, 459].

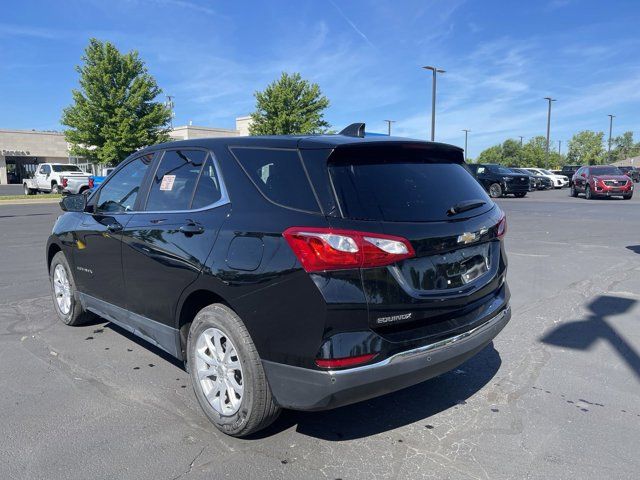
[191, 156, 224, 209]
[145, 150, 207, 211]
[330, 160, 492, 222]
[488, 165, 514, 174]
[96, 154, 153, 213]
[233, 148, 319, 212]
[40, 165, 50, 174]
[52, 165, 82, 173]
[590, 166, 623, 175]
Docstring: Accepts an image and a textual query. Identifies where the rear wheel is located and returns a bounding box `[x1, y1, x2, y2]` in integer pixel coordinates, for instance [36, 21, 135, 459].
[51, 182, 61, 194]
[187, 304, 280, 437]
[514, 192, 526, 198]
[49, 252, 94, 326]
[488, 183, 503, 198]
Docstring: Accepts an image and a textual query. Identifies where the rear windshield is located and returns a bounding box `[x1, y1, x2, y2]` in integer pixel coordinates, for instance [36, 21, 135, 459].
[52, 165, 82, 173]
[330, 159, 492, 222]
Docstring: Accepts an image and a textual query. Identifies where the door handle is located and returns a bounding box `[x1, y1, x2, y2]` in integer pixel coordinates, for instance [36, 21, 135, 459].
[179, 223, 204, 235]
[106, 222, 123, 233]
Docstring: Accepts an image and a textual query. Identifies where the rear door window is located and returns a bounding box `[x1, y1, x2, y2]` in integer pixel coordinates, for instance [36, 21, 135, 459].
[191, 155, 224, 209]
[145, 150, 207, 211]
[329, 155, 492, 222]
[232, 148, 320, 212]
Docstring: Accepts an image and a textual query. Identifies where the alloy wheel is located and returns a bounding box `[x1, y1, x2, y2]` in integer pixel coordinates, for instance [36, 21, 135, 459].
[195, 328, 244, 416]
[53, 264, 71, 315]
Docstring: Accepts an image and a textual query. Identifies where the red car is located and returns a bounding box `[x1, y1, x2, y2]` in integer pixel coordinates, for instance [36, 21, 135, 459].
[571, 165, 633, 200]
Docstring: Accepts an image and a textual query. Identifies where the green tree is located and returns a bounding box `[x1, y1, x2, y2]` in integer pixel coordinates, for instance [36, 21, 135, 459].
[611, 131, 639, 161]
[567, 130, 605, 165]
[62, 39, 171, 166]
[477, 145, 503, 164]
[501, 139, 522, 166]
[249, 72, 330, 135]
[521, 136, 548, 167]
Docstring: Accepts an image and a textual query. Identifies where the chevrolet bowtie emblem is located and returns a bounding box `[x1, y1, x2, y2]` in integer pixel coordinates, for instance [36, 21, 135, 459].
[457, 232, 479, 244]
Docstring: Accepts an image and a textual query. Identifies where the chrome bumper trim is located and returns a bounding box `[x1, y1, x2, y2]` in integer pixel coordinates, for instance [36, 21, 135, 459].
[329, 305, 511, 376]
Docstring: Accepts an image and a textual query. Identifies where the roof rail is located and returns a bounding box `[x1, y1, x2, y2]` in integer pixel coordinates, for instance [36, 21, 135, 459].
[339, 123, 365, 138]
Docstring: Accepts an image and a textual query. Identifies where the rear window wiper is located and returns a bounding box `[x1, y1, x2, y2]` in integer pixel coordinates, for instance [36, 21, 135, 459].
[447, 199, 486, 216]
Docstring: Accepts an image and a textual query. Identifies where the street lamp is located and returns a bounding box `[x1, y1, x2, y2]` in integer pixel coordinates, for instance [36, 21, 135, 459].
[462, 129, 470, 161]
[518, 136, 524, 147]
[384, 119, 396, 136]
[165, 95, 175, 129]
[544, 97, 556, 168]
[558, 139, 562, 155]
[422, 66, 445, 141]
[607, 114, 615, 161]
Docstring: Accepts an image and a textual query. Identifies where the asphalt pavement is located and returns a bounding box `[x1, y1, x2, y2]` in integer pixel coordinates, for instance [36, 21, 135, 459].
[1, 187, 639, 479]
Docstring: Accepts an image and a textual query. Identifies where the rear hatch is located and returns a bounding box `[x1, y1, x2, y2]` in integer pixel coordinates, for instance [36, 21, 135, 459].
[326, 142, 507, 341]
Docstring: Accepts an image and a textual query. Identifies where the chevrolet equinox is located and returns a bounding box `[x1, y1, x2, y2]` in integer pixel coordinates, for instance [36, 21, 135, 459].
[47, 125, 511, 437]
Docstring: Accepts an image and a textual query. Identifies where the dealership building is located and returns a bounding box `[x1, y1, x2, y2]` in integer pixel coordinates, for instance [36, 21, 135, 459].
[0, 115, 251, 185]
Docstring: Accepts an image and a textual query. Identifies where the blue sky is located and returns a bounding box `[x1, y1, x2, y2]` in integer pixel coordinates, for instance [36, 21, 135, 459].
[1, 0, 639, 157]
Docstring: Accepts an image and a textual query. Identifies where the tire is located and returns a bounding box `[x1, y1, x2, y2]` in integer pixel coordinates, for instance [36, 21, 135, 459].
[514, 192, 526, 198]
[570, 185, 577, 197]
[488, 183, 503, 198]
[187, 304, 280, 437]
[23, 184, 35, 195]
[49, 251, 94, 326]
[623, 193, 633, 200]
[585, 185, 593, 200]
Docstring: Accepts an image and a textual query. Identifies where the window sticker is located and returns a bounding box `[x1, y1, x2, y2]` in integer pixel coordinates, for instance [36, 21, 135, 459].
[160, 175, 176, 191]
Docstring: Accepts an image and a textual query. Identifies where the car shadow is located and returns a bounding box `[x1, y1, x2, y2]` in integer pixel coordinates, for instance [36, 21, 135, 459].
[105, 321, 186, 370]
[540, 295, 639, 381]
[252, 342, 501, 441]
[626, 245, 640, 254]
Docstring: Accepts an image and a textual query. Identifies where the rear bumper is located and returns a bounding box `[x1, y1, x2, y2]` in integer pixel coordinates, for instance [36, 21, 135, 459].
[263, 304, 511, 411]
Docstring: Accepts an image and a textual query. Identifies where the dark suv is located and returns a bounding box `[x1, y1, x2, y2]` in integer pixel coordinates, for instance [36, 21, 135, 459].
[47, 128, 511, 437]
[467, 163, 530, 198]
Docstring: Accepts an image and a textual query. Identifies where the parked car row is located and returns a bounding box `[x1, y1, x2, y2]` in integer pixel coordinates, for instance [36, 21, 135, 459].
[467, 163, 569, 198]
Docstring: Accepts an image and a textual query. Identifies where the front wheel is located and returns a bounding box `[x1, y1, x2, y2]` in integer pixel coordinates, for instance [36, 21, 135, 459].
[488, 183, 503, 198]
[23, 184, 35, 195]
[49, 252, 94, 326]
[187, 304, 280, 437]
[623, 193, 633, 200]
[514, 192, 526, 198]
[585, 185, 593, 200]
[570, 185, 578, 197]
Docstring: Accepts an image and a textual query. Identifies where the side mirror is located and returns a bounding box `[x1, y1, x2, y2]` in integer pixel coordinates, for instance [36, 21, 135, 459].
[581, 173, 586, 177]
[60, 194, 87, 212]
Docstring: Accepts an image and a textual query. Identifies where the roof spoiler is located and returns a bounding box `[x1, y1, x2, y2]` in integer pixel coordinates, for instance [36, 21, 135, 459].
[339, 123, 365, 138]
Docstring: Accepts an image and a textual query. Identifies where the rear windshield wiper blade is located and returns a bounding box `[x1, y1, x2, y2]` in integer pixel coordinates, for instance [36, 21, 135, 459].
[447, 199, 486, 216]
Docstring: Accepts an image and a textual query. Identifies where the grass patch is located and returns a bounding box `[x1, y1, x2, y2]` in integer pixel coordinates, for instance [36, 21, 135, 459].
[0, 194, 62, 201]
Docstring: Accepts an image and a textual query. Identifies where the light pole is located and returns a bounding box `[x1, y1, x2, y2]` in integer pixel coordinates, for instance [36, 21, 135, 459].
[558, 140, 562, 155]
[384, 119, 396, 136]
[519, 136, 524, 147]
[422, 66, 445, 141]
[607, 114, 615, 161]
[166, 95, 175, 129]
[544, 97, 556, 168]
[462, 129, 470, 161]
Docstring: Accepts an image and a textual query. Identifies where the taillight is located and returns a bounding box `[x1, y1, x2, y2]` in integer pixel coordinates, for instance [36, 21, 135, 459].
[88, 177, 94, 188]
[315, 353, 378, 369]
[497, 213, 507, 239]
[282, 227, 415, 272]
[61, 177, 68, 188]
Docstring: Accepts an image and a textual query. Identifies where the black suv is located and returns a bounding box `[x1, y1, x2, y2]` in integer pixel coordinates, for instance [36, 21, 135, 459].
[47, 128, 511, 437]
[467, 163, 530, 198]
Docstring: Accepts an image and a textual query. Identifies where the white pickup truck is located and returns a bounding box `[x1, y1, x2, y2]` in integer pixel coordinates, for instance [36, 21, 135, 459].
[23, 163, 92, 195]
